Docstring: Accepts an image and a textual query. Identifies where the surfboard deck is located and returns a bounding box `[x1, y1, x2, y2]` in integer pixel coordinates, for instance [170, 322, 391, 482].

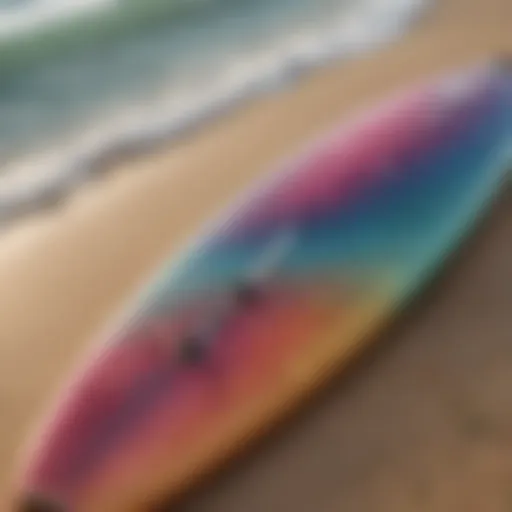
[13, 58, 512, 512]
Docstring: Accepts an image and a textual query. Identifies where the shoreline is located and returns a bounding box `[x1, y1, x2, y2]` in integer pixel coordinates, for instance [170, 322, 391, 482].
[0, 0, 429, 224]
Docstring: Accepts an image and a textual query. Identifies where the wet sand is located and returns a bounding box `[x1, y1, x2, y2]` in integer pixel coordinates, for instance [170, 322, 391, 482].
[0, 0, 511, 509]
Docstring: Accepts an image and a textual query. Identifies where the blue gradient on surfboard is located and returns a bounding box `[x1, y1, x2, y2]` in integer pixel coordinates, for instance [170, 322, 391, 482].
[142, 66, 511, 318]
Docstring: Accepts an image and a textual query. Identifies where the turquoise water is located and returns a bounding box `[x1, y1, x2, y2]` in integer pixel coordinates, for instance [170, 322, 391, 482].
[0, 0, 429, 219]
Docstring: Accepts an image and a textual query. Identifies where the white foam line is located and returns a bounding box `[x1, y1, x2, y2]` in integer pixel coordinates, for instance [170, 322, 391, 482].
[0, 0, 433, 225]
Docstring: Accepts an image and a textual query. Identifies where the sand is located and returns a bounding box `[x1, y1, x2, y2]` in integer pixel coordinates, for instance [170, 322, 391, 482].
[0, 0, 511, 509]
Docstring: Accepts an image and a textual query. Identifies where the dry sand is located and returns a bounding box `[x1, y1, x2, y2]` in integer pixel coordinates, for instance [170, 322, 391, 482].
[0, 0, 511, 509]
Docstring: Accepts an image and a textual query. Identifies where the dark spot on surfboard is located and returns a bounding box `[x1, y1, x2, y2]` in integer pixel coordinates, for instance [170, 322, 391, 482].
[17, 494, 64, 512]
[233, 281, 261, 308]
[178, 335, 207, 365]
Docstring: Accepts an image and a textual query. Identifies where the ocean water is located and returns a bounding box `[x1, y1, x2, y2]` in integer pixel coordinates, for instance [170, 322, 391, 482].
[0, 0, 430, 221]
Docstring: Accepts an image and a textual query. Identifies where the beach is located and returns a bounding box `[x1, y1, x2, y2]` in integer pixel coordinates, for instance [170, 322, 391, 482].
[1, 0, 511, 509]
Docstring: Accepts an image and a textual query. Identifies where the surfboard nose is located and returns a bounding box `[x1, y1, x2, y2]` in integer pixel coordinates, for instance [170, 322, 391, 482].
[15, 493, 64, 512]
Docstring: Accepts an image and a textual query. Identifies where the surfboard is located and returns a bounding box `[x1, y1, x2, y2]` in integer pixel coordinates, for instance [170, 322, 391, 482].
[13, 58, 512, 512]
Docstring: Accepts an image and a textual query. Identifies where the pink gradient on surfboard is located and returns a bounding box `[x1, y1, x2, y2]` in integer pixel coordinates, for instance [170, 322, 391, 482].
[79, 284, 349, 500]
[223, 77, 489, 237]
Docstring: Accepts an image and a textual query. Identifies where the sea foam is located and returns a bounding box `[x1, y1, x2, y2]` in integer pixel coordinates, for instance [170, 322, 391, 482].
[0, 0, 431, 223]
